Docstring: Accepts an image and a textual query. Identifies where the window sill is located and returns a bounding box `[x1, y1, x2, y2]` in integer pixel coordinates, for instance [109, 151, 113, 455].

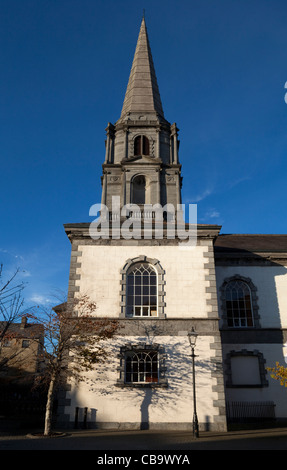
[124, 315, 166, 319]
[226, 384, 267, 388]
[126, 316, 159, 319]
[222, 326, 256, 330]
[115, 382, 168, 389]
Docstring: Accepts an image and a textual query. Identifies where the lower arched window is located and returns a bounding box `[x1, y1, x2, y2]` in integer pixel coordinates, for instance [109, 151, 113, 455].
[126, 263, 157, 317]
[125, 350, 158, 383]
[131, 175, 146, 204]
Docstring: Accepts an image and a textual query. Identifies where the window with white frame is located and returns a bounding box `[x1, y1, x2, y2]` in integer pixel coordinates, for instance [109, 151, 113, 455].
[126, 263, 157, 317]
[125, 350, 158, 384]
[116, 343, 168, 388]
[220, 275, 261, 329]
[225, 279, 254, 327]
[120, 256, 165, 319]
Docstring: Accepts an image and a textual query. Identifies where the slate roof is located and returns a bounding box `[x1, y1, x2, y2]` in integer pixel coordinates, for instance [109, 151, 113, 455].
[0, 318, 44, 339]
[214, 234, 287, 254]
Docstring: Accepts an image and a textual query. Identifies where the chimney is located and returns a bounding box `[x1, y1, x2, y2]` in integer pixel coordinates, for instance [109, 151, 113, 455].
[20, 316, 27, 329]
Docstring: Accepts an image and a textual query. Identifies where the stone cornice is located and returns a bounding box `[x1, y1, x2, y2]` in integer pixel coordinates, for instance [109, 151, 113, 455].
[64, 223, 222, 243]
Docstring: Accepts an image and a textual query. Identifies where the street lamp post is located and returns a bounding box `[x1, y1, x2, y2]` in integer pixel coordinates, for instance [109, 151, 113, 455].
[188, 328, 199, 439]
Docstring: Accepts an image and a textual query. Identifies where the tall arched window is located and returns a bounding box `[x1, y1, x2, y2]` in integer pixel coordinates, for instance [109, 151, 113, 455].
[125, 350, 158, 383]
[134, 135, 149, 156]
[225, 279, 254, 327]
[126, 263, 157, 317]
[131, 175, 146, 204]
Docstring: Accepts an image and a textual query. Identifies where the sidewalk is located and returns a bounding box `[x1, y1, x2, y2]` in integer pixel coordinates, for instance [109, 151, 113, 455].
[1, 426, 287, 450]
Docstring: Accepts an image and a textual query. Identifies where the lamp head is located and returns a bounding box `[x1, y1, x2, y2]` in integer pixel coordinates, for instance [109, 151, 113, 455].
[188, 328, 198, 348]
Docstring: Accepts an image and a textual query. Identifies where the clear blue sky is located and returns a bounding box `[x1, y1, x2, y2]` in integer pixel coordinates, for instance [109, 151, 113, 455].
[1, 0, 287, 307]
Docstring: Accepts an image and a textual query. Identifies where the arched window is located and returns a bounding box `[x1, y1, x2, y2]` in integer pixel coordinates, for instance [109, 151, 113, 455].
[131, 175, 146, 204]
[134, 135, 149, 156]
[126, 263, 157, 317]
[120, 256, 165, 319]
[225, 279, 254, 327]
[125, 350, 158, 383]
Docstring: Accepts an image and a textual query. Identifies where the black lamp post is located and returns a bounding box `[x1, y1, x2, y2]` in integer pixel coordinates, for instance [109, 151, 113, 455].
[188, 328, 199, 439]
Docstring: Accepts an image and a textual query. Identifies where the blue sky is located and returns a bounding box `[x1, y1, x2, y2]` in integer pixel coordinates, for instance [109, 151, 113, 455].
[1, 0, 287, 307]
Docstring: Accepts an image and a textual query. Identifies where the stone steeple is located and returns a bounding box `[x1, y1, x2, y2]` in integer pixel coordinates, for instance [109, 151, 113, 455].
[101, 18, 182, 217]
[120, 18, 164, 121]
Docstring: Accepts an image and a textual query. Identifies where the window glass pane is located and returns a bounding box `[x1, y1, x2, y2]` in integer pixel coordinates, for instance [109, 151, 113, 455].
[143, 275, 149, 285]
[126, 306, 133, 316]
[227, 318, 233, 327]
[150, 308, 157, 317]
[143, 285, 149, 296]
[127, 295, 133, 306]
[134, 307, 141, 316]
[142, 295, 149, 306]
[127, 284, 134, 295]
[139, 359, 144, 372]
[134, 296, 141, 306]
[150, 274, 157, 283]
[135, 275, 142, 285]
[150, 286, 156, 296]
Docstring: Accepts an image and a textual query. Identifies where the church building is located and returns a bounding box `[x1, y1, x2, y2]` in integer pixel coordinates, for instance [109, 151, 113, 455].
[58, 18, 287, 432]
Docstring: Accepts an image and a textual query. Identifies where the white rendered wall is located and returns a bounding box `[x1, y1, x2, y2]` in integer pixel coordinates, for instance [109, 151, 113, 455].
[216, 265, 287, 329]
[216, 265, 287, 419]
[74, 244, 212, 319]
[222, 343, 287, 418]
[64, 335, 222, 430]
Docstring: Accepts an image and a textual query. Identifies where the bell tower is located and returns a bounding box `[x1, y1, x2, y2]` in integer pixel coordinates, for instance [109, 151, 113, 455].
[101, 18, 182, 217]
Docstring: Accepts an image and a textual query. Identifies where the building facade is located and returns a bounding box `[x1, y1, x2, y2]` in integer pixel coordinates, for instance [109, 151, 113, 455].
[0, 316, 44, 385]
[58, 19, 287, 431]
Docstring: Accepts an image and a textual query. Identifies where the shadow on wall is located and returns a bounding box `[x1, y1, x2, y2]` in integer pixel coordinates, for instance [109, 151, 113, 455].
[140, 388, 153, 430]
[62, 334, 219, 431]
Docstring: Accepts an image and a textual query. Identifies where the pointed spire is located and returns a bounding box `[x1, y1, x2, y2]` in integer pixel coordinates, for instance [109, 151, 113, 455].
[120, 18, 164, 120]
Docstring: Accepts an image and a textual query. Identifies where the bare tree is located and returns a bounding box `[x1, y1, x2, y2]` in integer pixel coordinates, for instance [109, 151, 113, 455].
[27, 295, 119, 436]
[0, 264, 26, 369]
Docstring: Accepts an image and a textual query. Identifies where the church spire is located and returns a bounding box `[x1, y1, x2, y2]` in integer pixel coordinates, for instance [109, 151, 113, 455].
[101, 18, 182, 215]
[120, 17, 164, 120]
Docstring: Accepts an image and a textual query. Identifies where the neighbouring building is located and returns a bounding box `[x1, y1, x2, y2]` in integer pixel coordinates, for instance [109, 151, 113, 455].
[57, 18, 287, 431]
[0, 316, 44, 385]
